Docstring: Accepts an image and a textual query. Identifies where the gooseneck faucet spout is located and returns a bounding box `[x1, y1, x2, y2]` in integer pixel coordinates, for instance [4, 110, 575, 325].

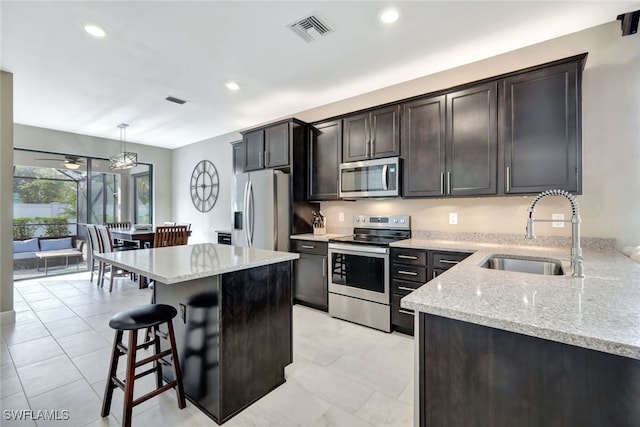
[525, 189, 584, 278]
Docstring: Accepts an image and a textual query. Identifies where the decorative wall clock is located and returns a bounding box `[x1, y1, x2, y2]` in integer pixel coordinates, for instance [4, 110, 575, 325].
[190, 160, 219, 212]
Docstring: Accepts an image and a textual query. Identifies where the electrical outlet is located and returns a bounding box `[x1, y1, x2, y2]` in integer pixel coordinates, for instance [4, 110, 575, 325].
[552, 213, 565, 228]
[449, 212, 458, 225]
[338, 212, 344, 222]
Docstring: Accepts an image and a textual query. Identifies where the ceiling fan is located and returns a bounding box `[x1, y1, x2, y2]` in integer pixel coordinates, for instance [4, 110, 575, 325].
[34, 155, 86, 170]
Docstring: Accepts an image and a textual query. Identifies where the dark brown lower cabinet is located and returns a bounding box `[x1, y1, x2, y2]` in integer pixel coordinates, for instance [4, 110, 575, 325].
[292, 239, 328, 311]
[419, 313, 640, 426]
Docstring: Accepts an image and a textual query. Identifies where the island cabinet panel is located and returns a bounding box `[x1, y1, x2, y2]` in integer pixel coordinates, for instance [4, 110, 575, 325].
[308, 120, 341, 201]
[402, 95, 446, 197]
[446, 82, 498, 197]
[419, 313, 640, 427]
[343, 105, 400, 162]
[155, 261, 293, 425]
[501, 61, 581, 194]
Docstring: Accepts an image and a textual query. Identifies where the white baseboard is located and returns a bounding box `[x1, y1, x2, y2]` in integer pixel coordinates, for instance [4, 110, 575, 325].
[0, 310, 16, 325]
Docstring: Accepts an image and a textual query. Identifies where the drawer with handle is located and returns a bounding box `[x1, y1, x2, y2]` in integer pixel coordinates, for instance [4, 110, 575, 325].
[392, 294, 414, 333]
[391, 248, 427, 266]
[392, 278, 422, 296]
[291, 239, 328, 255]
[392, 264, 427, 283]
[432, 251, 471, 270]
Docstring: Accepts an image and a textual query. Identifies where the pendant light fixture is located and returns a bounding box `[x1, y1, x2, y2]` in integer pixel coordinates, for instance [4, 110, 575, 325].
[109, 123, 137, 170]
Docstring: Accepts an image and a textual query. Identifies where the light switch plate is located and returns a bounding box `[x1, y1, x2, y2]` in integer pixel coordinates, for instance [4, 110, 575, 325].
[449, 212, 458, 225]
[338, 212, 344, 222]
[552, 213, 565, 228]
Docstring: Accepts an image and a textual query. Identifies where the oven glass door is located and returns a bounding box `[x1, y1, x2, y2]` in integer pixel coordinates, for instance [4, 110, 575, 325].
[328, 246, 389, 305]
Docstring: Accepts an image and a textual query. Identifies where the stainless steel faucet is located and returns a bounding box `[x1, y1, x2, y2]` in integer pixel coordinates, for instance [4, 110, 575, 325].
[525, 189, 584, 277]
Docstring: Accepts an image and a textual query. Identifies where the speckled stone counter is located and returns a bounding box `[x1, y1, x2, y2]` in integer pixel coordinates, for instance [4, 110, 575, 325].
[290, 233, 349, 242]
[397, 238, 640, 360]
[94, 243, 299, 284]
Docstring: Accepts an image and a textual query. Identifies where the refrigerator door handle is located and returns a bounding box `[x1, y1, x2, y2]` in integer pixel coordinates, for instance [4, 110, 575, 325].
[272, 173, 278, 250]
[247, 179, 255, 247]
[243, 180, 250, 247]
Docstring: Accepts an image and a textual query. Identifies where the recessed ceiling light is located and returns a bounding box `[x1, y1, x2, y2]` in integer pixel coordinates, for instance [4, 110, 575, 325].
[380, 8, 399, 24]
[84, 24, 106, 38]
[225, 82, 240, 91]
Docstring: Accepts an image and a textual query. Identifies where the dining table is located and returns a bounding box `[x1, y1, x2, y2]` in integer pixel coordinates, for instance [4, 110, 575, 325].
[109, 228, 156, 248]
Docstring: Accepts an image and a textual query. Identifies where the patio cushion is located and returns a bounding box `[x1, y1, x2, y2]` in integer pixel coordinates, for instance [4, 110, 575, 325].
[14, 238, 39, 253]
[40, 237, 73, 251]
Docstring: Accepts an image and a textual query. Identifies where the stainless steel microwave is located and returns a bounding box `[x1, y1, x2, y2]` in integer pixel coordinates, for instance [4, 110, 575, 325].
[339, 157, 401, 198]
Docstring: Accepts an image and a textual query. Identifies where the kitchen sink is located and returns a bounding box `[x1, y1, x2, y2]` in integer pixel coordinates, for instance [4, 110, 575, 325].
[481, 255, 565, 276]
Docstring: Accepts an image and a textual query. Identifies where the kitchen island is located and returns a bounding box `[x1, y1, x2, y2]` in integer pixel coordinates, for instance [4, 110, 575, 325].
[94, 243, 299, 424]
[398, 238, 640, 426]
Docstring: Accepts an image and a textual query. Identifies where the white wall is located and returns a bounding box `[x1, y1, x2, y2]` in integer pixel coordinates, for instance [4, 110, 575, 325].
[173, 21, 640, 249]
[171, 131, 241, 243]
[13, 124, 174, 225]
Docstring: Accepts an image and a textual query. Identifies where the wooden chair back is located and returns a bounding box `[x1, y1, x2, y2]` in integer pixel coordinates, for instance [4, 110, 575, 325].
[154, 225, 189, 248]
[86, 224, 102, 254]
[96, 225, 114, 252]
[106, 222, 131, 230]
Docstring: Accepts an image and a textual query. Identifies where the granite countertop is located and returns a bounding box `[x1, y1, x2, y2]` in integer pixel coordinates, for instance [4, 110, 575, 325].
[397, 238, 640, 360]
[290, 233, 349, 242]
[94, 243, 299, 285]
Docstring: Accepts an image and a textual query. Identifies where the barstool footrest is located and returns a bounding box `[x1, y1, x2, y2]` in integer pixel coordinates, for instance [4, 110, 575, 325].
[132, 381, 179, 407]
[135, 348, 172, 368]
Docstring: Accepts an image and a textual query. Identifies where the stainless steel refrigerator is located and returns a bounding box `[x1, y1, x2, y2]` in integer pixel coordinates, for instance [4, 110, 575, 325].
[231, 169, 290, 251]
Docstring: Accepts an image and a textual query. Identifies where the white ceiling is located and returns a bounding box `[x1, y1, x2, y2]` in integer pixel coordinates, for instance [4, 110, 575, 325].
[2, 1, 638, 149]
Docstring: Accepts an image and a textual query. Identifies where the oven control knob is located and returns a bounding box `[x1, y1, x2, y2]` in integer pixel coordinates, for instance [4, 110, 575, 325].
[400, 219, 405, 224]
[394, 218, 398, 223]
[355, 217, 360, 223]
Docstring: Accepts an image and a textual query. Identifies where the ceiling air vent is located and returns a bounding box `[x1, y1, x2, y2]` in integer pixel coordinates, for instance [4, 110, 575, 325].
[288, 13, 334, 43]
[166, 96, 187, 105]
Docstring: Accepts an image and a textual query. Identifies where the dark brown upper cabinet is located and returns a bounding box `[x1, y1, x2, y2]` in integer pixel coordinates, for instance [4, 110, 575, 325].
[446, 82, 498, 196]
[402, 82, 498, 197]
[343, 105, 401, 162]
[500, 60, 582, 194]
[243, 122, 290, 171]
[402, 95, 446, 197]
[308, 120, 341, 201]
[231, 140, 244, 175]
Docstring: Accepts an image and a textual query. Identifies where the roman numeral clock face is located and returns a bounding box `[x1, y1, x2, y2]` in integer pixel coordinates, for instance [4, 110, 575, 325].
[190, 160, 219, 212]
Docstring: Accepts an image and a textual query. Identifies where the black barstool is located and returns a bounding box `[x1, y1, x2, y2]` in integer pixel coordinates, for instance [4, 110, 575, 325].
[101, 304, 186, 427]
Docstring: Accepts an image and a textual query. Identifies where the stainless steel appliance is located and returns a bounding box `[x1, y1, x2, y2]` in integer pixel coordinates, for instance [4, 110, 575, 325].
[339, 157, 401, 198]
[328, 215, 410, 332]
[231, 169, 290, 251]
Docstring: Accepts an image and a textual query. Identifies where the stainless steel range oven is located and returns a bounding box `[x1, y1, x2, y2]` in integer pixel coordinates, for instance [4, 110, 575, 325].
[328, 215, 410, 332]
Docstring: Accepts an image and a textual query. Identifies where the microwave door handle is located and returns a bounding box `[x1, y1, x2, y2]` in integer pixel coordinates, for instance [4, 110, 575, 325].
[382, 165, 388, 190]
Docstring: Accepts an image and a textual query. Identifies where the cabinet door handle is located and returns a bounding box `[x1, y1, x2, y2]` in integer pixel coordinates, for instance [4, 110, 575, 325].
[322, 257, 326, 277]
[258, 151, 264, 167]
[301, 245, 315, 249]
[398, 286, 416, 292]
[398, 255, 418, 260]
[398, 309, 414, 316]
[439, 260, 460, 265]
[433, 271, 438, 279]
[447, 172, 452, 194]
[371, 139, 375, 157]
[440, 173, 445, 195]
[265, 150, 270, 166]
[506, 166, 511, 192]
[398, 270, 418, 276]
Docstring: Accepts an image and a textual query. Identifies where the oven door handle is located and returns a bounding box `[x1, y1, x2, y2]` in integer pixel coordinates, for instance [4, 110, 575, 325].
[328, 243, 389, 254]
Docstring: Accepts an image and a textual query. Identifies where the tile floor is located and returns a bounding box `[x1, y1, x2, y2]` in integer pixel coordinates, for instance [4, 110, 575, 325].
[0, 272, 414, 426]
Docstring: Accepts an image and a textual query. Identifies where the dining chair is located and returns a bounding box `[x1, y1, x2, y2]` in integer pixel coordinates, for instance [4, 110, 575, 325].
[106, 221, 133, 248]
[163, 222, 176, 226]
[96, 225, 132, 292]
[86, 224, 102, 284]
[154, 225, 189, 248]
